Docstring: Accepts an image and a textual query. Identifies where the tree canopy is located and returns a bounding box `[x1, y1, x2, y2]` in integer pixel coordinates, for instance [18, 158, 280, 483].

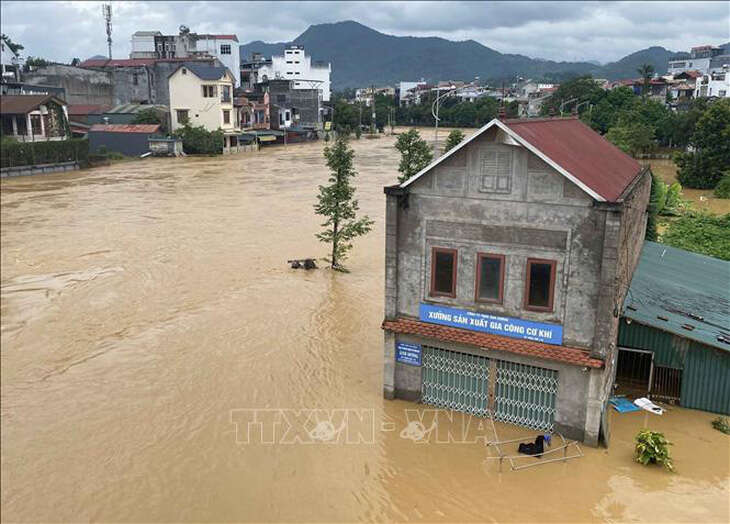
[395, 129, 433, 183]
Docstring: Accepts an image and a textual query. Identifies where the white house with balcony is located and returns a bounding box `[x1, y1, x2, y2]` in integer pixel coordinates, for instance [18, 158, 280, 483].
[255, 45, 331, 102]
[694, 68, 730, 99]
[168, 63, 240, 150]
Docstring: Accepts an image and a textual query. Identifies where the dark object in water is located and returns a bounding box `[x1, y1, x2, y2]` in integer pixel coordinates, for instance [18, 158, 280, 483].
[288, 258, 317, 270]
[518, 435, 545, 458]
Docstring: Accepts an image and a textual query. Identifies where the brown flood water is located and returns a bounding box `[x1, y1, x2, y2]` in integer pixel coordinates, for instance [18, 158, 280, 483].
[2, 131, 729, 522]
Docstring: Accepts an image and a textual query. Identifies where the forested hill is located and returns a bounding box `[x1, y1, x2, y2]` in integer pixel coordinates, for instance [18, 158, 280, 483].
[239, 21, 686, 89]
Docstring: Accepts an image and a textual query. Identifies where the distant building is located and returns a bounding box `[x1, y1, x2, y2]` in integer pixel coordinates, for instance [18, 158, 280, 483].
[130, 29, 240, 86]
[694, 68, 730, 98]
[668, 45, 726, 75]
[398, 81, 427, 106]
[247, 45, 331, 102]
[168, 62, 240, 149]
[263, 78, 322, 129]
[355, 86, 395, 106]
[0, 94, 69, 141]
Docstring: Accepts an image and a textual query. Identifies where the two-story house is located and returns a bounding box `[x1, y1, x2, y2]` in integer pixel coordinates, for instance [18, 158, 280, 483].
[168, 62, 239, 150]
[382, 117, 651, 446]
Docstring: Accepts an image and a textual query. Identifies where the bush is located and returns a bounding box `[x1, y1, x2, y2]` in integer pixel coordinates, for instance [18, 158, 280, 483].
[443, 129, 465, 153]
[712, 417, 730, 435]
[714, 173, 730, 199]
[634, 429, 674, 471]
[172, 124, 223, 155]
[661, 212, 730, 260]
[0, 138, 89, 168]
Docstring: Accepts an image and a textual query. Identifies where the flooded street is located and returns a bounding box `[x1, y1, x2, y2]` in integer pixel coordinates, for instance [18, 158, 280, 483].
[2, 132, 728, 522]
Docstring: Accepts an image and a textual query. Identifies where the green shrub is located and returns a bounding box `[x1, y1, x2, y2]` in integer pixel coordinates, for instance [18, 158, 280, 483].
[661, 212, 730, 260]
[0, 138, 89, 168]
[443, 129, 465, 153]
[634, 429, 674, 471]
[714, 174, 730, 199]
[712, 417, 730, 434]
[172, 124, 223, 155]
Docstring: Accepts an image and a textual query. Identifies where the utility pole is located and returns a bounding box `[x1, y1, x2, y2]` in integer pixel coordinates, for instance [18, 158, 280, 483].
[370, 84, 376, 134]
[102, 3, 113, 59]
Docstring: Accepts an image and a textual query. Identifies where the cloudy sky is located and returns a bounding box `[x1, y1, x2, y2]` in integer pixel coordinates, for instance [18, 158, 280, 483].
[1, 1, 728, 63]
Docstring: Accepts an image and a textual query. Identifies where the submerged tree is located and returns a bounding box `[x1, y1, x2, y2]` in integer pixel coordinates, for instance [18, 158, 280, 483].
[443, 129, 465, 153]
[314, 135, 374, 270]
[395, 129, 433, 183]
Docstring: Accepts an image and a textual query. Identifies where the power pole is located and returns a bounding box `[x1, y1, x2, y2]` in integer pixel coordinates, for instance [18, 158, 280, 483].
[370, 84, 376, 134]
[102, 3, 113, 59]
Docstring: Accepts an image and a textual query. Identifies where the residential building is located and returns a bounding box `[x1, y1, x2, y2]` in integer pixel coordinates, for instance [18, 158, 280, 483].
[667, 45, 726, 75]
[263, 78, 322, 129]
[382, 117, 651, 446]
[398, 81, 427, 106]
[24, 64, 113, 106]
[618, 242, 730, 415]
[0, 94, 69, 141]
[130, 29, 240, 86]
[355, 86, 395, 106]
[694, 68, 730, 98]
[252, 45, 331, 102]
[168, 62, 239, 149]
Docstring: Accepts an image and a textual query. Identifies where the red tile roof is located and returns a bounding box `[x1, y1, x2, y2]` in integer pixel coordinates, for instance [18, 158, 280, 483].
[382, 317, 604, 368]
[503, 117, 643, 202]
[208, 34, 239, 42]
[67, 104, 109, 115]
[89, 124, 160, 134]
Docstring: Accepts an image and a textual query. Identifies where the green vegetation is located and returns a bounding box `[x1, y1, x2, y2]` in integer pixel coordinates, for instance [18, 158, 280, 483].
[172, 124, 223, 155]
[634, 429, 674, 472]
[637, 63, 655, 97]
[443, 129, 465, 153]
[714, 173, 730, 199]
[399, 96, 499, 127]
[395, 129, 433, 183]
[675, 99, 730, 189]
[314, 135, 374, 271]
[131, 109, 167, 134]
[711, 417, 730, 435]
[606, 118, 655, 156]
[0, 138, 89, 168]
[661, 212, 730, 261]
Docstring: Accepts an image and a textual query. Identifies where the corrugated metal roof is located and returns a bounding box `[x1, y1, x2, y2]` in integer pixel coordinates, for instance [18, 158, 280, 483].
[89, 124, 161, 134]
[67, 104, 109, 115]
[104, 103, 167, 114]
[172, 62, 230, 81]
[505, 118, 642, 202]
[623, 241, 730, 352]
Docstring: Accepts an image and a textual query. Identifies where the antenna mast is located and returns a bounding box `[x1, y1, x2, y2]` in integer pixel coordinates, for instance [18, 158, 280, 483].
[102, 3, 113, 59]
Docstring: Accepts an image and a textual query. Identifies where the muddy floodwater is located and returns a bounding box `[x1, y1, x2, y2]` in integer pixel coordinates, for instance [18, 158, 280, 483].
[2, 131, 729, 522]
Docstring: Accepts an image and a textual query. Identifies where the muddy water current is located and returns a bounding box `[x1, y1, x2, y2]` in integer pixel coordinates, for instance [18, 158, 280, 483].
[2, 133, 728, 522]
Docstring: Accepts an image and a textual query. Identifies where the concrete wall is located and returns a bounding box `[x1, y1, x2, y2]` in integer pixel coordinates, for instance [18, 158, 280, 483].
[383, 124, 651, 445]
[25, 65, 113, 106]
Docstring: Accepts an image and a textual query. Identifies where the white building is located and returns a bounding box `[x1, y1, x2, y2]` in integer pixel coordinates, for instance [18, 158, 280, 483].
[668, 45, 726, 76]
[398, 81, 426, 106]
[130, 29, 241, 87]
[255, 45, 331, 102]
[694, 68, 730, 98]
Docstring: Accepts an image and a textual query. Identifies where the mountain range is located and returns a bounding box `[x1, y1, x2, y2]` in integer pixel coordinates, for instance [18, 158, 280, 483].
[240, 21, 698, 90]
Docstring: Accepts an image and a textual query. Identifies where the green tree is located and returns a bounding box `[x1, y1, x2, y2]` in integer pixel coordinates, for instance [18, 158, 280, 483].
[540, 76, 605, 116]
[443, 129, 465, 153]
[661, 212, 730, 261]
[23, 56, 50, 72]
[637, 63, 655, 97]
[606, 118, 655, 157]
[314, 135, 374, 270]
[131, 108, 166, 133]
[675, 99, 730, 189]
[172, 124, 223, 155]
[395, 129, 433, 183]
[714, 172, 730, 199]
[1, 34, 23, 54]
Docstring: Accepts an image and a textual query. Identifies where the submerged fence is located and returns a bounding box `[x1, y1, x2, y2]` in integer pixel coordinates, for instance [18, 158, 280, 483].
[0, 138, 89, 169]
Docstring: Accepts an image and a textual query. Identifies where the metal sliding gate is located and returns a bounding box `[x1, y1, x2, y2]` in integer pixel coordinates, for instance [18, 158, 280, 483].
[421, 346, 490, 417]
[421, 345, 559, 431]
[494, 360, 558, 431]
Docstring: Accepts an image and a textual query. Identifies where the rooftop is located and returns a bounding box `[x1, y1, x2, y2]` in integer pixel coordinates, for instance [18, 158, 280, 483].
[89, 124, 161, 134]
[623, 242, 730, 352]
[401, 117, 643, 203]
[171, 62, 231, 81]
[0, 94, 64, 114]
[382, 318, 604, 368]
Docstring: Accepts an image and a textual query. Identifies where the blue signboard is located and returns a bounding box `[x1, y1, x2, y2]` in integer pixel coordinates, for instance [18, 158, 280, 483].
[419, 303, 563, 345]
[396, 342, 422, 366]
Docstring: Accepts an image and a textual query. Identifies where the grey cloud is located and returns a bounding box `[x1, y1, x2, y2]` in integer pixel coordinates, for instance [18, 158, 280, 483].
[0, 1, 727, 64]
